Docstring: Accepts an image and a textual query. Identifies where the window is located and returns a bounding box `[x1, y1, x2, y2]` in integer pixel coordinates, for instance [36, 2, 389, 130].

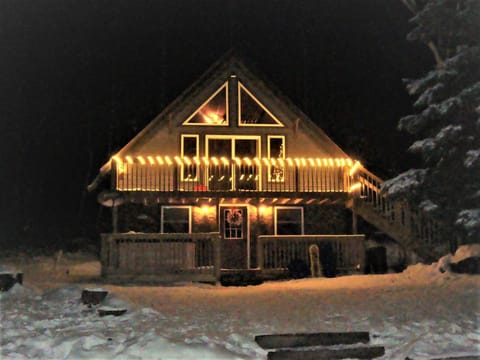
[206, 135, 260, 191]
[181, 135, 199, 180]
[275, 207, 303, 235]
[223, 208, 244, 239]
[183, 83, 228, 126]
[238, 82, 283, 127]
[268, 135, 285, 182]
[161, 206, 191, 233]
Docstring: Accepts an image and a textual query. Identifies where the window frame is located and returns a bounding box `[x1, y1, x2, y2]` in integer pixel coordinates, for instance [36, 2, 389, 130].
[267, 135, 286, 182]
[160, 206, 192, 234]
[205, 135, 262, 191]
[237, 82, 284, 127]
[182, 82, 229, 126]
[180, 134, 199, 181]
[274, 206, 304, 235]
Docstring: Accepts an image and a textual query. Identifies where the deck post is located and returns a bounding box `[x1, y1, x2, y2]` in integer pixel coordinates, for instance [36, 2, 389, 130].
[112, 205, 118, 233]
[214, 234, 222, 282]
[257, 236, 264, 270]
[352, 208, 358, 234]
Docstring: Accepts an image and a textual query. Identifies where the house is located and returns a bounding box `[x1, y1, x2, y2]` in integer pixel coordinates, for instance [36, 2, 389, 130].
[89, 53, 440, 282]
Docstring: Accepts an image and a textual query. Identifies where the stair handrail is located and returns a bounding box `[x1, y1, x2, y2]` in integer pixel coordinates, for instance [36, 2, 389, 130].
[355, 166, 442, 260]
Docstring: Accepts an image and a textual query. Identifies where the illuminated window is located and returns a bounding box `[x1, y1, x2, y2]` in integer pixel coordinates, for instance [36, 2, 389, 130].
[268, 135, 285, 182]
[238, 82, 283, 127]
[183, 83, 228, 126]
[206, 135, 260, 191]
[161, 206, 191, 233]
[181, 135, 199, 180]
[274, 207, 303, 235]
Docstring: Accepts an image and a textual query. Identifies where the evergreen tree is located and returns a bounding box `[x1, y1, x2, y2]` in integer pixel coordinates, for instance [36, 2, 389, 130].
[384, 0, 480, 247]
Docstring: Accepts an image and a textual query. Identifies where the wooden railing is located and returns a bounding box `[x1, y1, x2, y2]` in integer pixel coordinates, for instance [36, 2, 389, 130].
[101, 232, 221, 282]
[257, 235, 365, 273]
[112, 156, 355, 193]
[356, 167, 442, 259]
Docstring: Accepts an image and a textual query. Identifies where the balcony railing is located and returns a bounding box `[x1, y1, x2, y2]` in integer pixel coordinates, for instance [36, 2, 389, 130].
[112, 156, 359, 193]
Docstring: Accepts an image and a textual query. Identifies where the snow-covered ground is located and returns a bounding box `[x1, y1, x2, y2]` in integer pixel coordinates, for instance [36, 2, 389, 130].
[1, 248, 479, 359]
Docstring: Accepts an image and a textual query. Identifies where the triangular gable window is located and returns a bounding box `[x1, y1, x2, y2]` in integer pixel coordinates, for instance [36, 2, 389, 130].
[183, 82, 228, 126]
[238, 82, 284, 127]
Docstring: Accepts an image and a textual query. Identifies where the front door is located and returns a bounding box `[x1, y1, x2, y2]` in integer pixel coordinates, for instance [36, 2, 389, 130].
[220, 206, 249, 269]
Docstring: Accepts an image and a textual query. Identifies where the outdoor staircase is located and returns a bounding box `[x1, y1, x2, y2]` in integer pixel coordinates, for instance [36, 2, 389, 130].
[351, 167, 444, 261]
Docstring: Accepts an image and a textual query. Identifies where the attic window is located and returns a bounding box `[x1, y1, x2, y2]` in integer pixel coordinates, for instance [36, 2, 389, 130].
[238, 82, 283, 127]
[183, 83, 228, 126]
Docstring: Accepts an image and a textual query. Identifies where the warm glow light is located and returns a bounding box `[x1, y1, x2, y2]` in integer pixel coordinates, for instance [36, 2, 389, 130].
[203, 156, 210, 165]
[340, 158, 346, 167]
[323, 158, 328, 166]
[233, 157, 241, 166]
[278, 158, 285, 167]
[155, 156, 164, 165]
[194, 157, 201, 165]
[328, 158, 334, 167]
[201, 206, 210, 214]
[262, 157, 269, 166]
[125, 156, 134, 164]
[316, 158, 322, 166]
[147, 156, 155, 165]
[137, 156, 146, 165]
[184, 156, 191, 165]
[346, 158, 353, 167]
[335, 158, 340, 166]
[301, 158, 307, 167]
[286, 158, 294, 166]
[308, 158, 314, 167]
[254, 158, 261, 166]
[244, 157, 252, 166]
[201, 110, 223, 124]
[221, 157, 229, 166]
[349, 161, 362, 176]
[270, 158, 277, 166]
[349, 182, 361, 192]
[165, 156, 172, 165]
[294, 158, 301, 166]
[112, 155, 122, 164]
[258, 205, 267, 215]
[174, 156, 182, 165]
[211, 157, 219, 166]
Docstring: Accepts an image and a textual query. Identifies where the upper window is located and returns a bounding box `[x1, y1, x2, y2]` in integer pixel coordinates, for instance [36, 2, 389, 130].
[181, 135, 199, 180]
[238, 82, 283, 127]
[161, 206, 191, 233]
[268, 135, 285, 182]
[183, 83, 228, 126]
[274, 207, 304, 235]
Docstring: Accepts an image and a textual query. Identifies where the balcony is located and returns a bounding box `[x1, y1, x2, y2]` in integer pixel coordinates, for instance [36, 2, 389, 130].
[111, 156, 359, 196]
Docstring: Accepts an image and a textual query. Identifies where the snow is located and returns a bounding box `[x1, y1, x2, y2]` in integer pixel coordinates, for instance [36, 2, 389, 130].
[382, 168, 426, 196]
[456, 209, 480, 235]
[1, 251, 479, 359]
[419, 200, 438, 213]
[465, 149, 480, 168]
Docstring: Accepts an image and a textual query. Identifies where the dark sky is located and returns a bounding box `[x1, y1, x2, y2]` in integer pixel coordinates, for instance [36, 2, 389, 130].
[0, 0, 432, 248]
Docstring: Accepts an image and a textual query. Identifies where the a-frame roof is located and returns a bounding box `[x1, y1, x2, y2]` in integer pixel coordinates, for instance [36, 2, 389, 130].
[97, 50, 348, 175]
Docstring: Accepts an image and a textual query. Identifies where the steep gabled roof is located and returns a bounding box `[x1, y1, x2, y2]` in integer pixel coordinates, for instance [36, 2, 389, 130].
[93, 50, 348, 184]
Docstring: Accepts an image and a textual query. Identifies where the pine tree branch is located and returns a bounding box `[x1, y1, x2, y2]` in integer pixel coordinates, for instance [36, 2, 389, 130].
[400, 0, 445, 68]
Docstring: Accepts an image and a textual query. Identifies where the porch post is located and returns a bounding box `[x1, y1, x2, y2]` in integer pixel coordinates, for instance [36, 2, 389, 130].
[112, 205, 118, 233]
[352, 207, 358, 234]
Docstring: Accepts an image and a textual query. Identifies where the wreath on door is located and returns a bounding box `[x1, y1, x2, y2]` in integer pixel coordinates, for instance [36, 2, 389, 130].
[226, 209, 243, 226]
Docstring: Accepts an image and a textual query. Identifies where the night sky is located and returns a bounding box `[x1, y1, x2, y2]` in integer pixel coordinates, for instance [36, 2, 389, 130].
[0, 0, 433, 249]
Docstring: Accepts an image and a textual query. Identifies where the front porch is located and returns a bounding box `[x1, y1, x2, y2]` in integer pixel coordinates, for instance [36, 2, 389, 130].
[100, 232, 365, 283]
